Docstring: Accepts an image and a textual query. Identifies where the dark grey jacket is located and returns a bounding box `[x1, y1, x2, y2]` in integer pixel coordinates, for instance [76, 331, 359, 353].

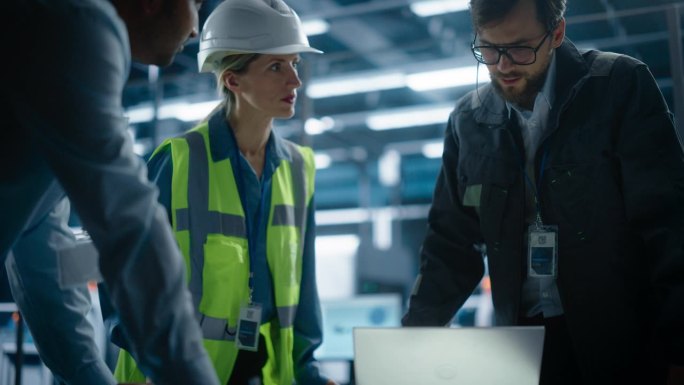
[403, 39, 684, 382]
[2, 1, 219, 384]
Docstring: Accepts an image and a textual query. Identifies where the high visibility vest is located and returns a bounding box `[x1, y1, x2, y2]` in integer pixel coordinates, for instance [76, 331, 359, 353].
[114, 122, 315, 385]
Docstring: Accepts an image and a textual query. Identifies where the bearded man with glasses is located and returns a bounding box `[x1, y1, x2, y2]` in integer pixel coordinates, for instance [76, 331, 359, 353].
[471, 29, 552, 108]
[402, 0, 684, 384]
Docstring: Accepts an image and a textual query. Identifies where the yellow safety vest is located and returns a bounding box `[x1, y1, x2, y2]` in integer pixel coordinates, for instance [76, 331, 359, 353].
[114, 122, 315, 385]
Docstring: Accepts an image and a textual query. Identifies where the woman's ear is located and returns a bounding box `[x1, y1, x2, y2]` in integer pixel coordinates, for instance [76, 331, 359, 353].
[223, 72, 240, 92]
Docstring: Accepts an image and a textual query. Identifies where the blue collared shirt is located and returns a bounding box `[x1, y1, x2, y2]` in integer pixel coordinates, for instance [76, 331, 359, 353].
[507, 53, 565, 318]
[148, 110, 328, 384]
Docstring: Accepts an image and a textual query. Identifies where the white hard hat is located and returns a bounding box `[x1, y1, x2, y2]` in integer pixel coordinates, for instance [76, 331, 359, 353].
[198, 0, 323, 73]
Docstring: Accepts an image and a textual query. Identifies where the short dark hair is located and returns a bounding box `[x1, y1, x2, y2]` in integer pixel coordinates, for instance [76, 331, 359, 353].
[469, 0, 566, 32]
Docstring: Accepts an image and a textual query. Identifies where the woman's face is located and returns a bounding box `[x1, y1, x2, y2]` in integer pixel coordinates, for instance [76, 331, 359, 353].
[227, 54, 303, 120]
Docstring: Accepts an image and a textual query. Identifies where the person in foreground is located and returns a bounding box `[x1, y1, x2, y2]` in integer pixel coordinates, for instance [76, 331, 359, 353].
[2, 0, 220, 384]
[402, 0, 684, 384]
[113, 0, 337, 384]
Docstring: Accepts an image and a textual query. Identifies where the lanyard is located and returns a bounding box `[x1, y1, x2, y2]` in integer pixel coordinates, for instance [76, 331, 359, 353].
[232, 143, 270, 304]
[512, 139, 550, 228]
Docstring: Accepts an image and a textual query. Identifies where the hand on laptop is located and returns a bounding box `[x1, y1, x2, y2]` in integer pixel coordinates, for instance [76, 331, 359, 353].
[326, 380, 339, 385]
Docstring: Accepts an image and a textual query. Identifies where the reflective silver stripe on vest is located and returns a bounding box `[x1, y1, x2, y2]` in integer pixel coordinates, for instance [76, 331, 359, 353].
[176, 208, 190, 231]
[182, 135, 307, 338]
[177, 209, 246, 237]
[273, 142, 307, 234]
[271, 204, 295, 227]
[183, 131, 250, 341]
[275, 142, 308, 329]
[207, 211, 247, 238]
[199, 313, 237, 341]
[284, 142, 308, 245]
[277, 305, 298, 328]
[184, 131, 210, 313]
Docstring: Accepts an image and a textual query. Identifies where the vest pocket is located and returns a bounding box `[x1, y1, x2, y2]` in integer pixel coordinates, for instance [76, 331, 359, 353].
[201, 235, 250, 321]
[457, 151, 517, 241]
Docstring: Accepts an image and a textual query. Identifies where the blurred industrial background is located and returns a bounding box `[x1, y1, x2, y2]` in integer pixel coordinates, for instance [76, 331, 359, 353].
[107, 0, 684, 381]
[1, 0, 683, 383]
[120, 0, 684, 304]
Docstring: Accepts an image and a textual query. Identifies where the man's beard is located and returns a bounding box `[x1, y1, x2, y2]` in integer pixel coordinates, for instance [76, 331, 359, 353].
[490, 65, 549, 109]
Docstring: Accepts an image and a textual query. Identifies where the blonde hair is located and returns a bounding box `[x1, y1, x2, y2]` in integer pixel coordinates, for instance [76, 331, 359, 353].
[215, 53, 260, 116]
[200, 53, 260, 123]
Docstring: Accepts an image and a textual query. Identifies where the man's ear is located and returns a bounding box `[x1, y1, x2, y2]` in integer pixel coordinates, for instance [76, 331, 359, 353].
[551, 18, 566, 49]
[141, 0, 163, 15]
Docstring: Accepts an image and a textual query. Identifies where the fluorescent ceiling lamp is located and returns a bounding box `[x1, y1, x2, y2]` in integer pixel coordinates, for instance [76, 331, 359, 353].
[367, 104, 453, 130]
[406, 65, 490, 91]
[314, 152, 332, 169]
[133, 141, 151, 156]
[305, 116, 335, 135]
[316, 208, 371, 225]
[306, 72, 405, 99]
[410, 0, 470, 17]
[302, 19, 330, 36]
[159, 100, 221, 122]
[306, 65, 486, 99]
[316, 234, 360, 256]
[126, 107, 154, 124]
[378, 150, 401, 187]
[315, 204, 430, 226]
[372, 208, 394, 250]
[126, 99, 221, 124]
[422, 141, 444, 158]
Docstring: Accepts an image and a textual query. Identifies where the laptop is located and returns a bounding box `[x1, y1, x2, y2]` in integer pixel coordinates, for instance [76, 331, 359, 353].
[353, 326, 545, 385]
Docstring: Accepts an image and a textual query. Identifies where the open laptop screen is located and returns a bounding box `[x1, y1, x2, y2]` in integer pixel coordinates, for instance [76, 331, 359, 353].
[353, 326, 544, 385]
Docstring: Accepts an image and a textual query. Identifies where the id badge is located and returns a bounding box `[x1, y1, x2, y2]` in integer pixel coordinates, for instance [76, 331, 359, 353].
[236, 303, 262, 351]
[527, 225, 558, 278]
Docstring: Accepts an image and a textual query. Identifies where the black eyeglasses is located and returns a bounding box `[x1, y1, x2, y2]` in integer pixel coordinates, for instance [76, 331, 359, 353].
[471, 31, 551, 65]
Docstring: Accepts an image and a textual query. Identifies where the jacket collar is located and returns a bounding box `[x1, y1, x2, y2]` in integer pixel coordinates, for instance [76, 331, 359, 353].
[552, 38, 590, 113]
[473, 38, 590, 126]
[206, 105, 293, 165]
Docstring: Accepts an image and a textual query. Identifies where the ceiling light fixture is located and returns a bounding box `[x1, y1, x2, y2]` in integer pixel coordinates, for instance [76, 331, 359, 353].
[126, 99, 221, 124]
[126, 107, 154, 124]
[306, 65, 487, 99]
[378, 150, 401, 187]
[421, 141, 444, 158]
[314, 152, 332, 169]
[410, 0, 470, 17]
[301, 19, 330, 36]
[406, 66, 490, 91]
[159, 100, 221, 122]
[305, 116, 336, 135]
[366, 104, 454, 130]
[305, 72, 406, 99]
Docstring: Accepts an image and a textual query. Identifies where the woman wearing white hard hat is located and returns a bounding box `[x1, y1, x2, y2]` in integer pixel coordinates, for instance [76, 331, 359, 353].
[113, 0, 336, 384]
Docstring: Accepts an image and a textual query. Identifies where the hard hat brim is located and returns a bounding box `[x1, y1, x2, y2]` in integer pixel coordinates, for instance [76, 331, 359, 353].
[198, 45, 323, 73]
